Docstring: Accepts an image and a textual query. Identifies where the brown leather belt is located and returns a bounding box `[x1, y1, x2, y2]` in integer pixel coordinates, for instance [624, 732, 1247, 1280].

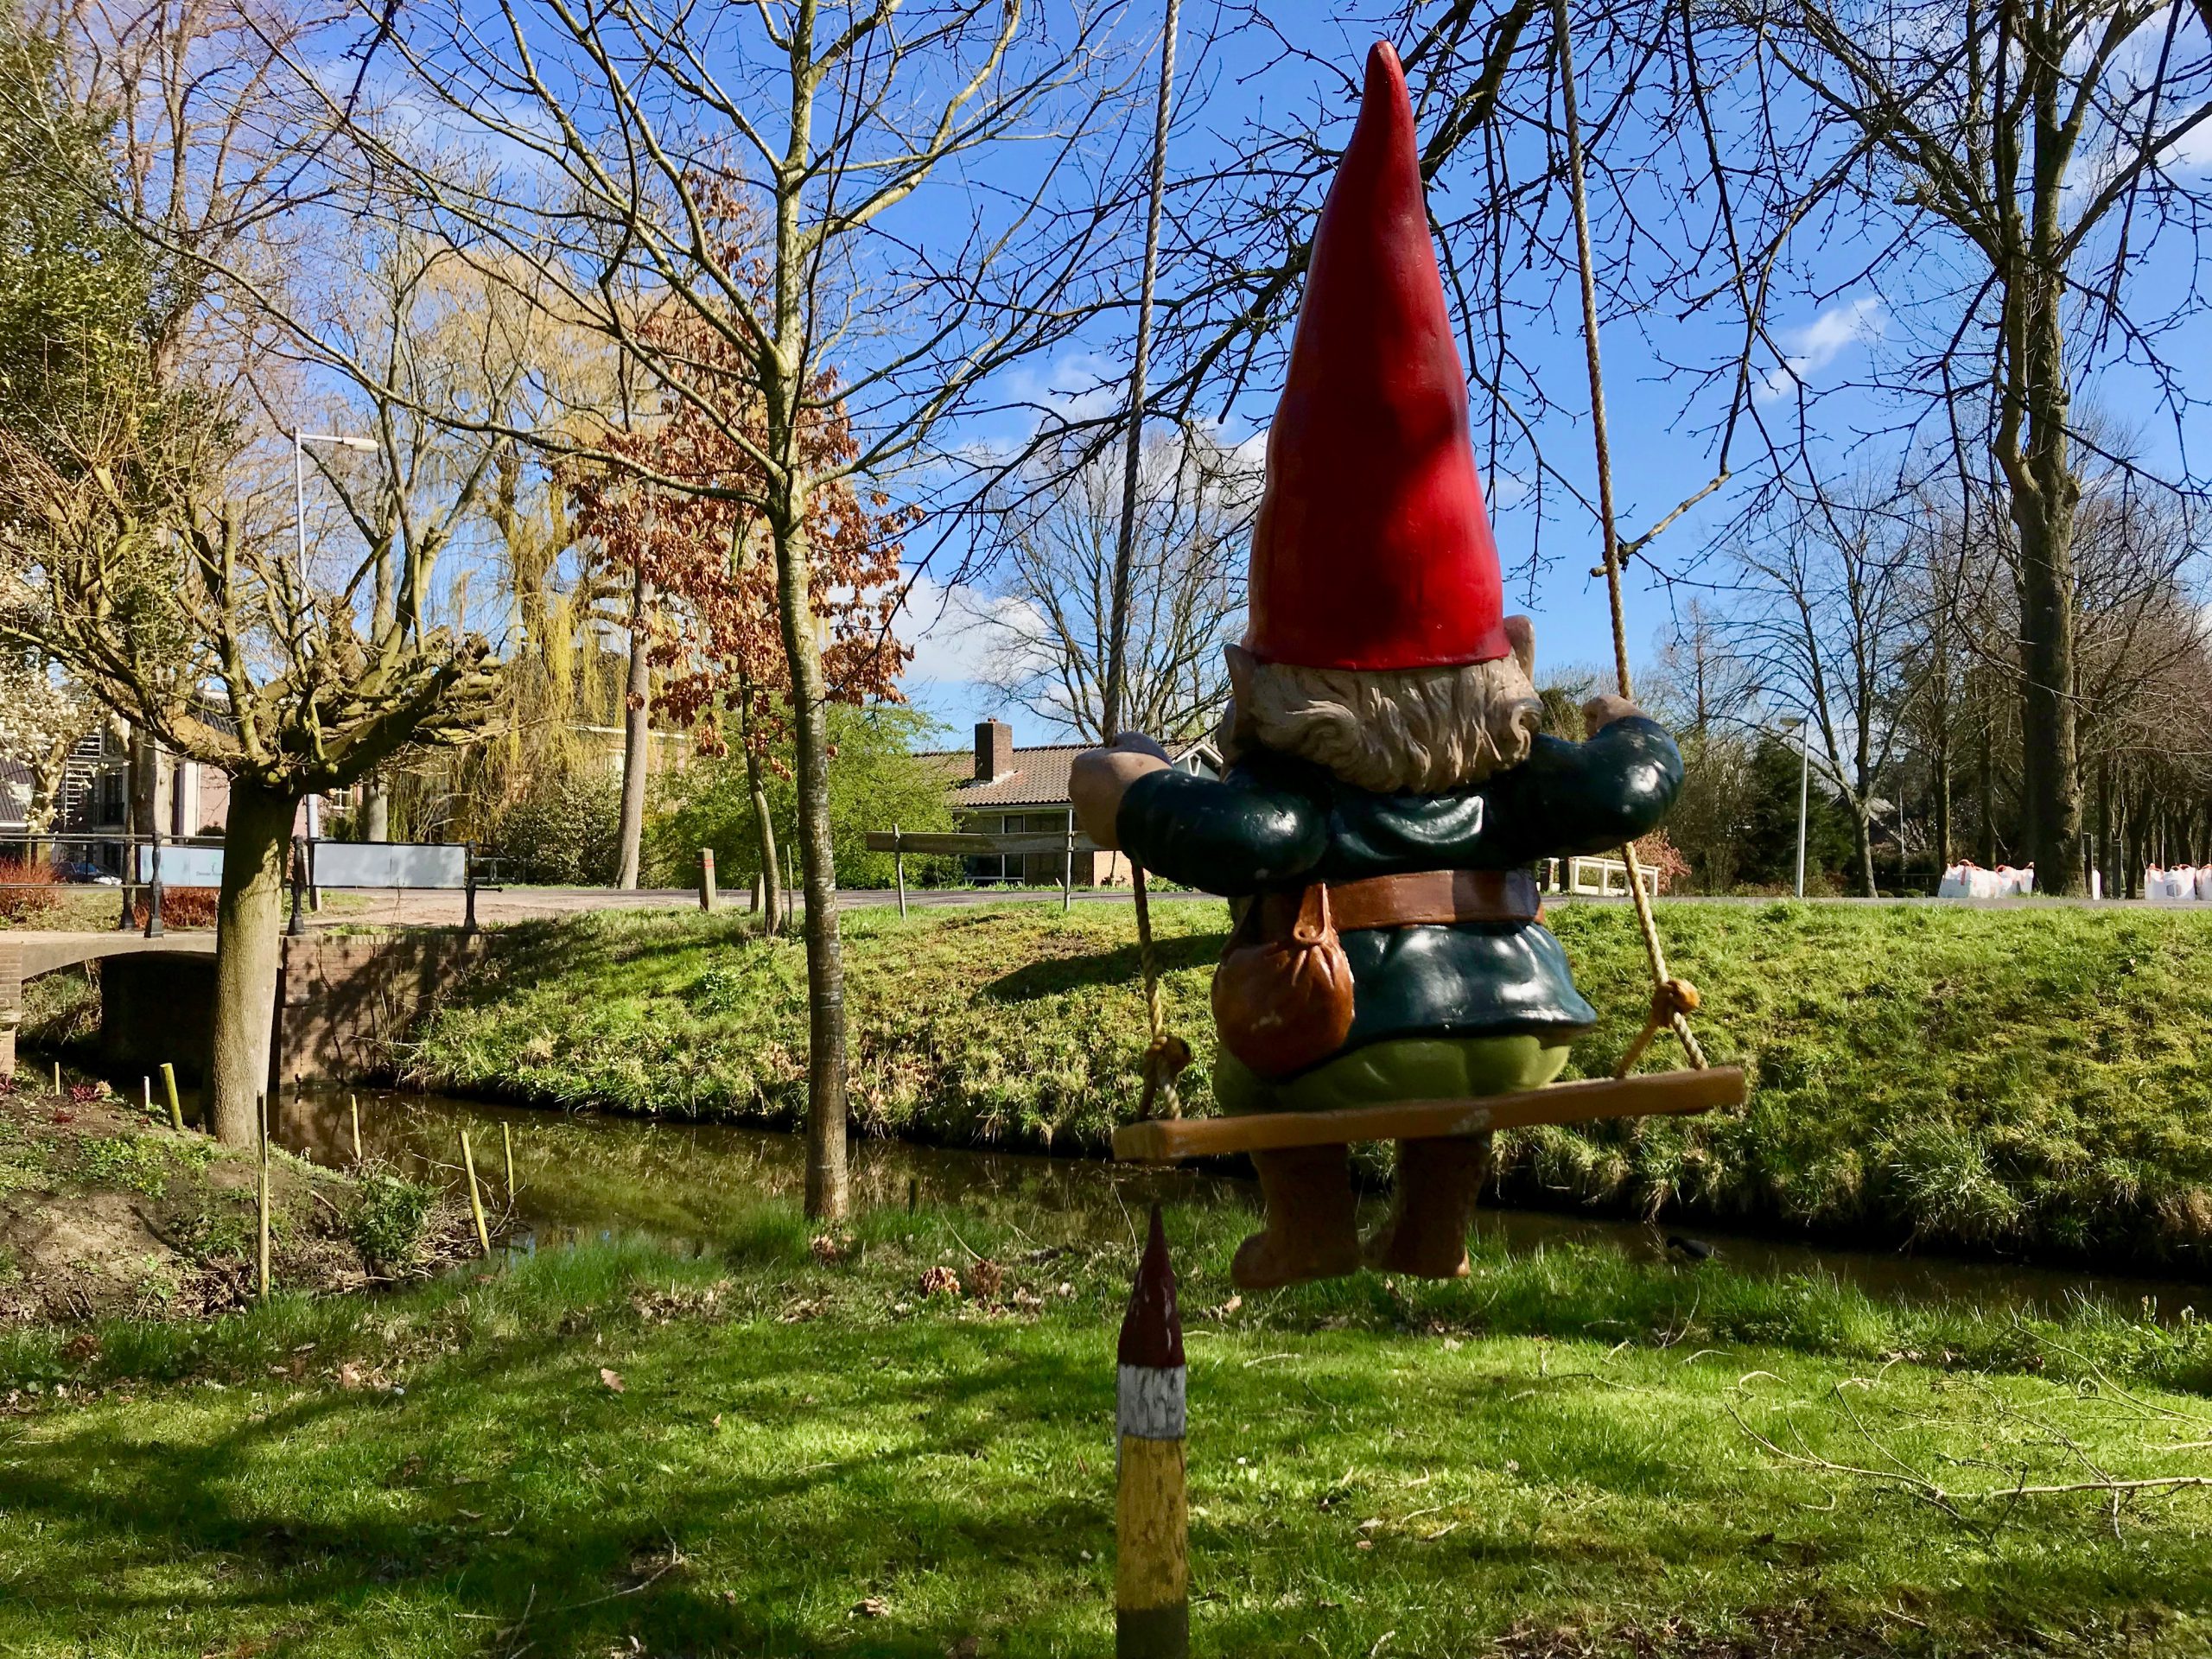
[1325, 868, 1541, 931]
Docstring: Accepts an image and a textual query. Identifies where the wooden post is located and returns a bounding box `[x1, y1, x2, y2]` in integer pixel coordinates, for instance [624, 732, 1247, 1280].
[143, 1075, 151, 1116]
[349, 1093, 362, 1162]
[699, 848, 718, 913]
[893, 823, 907, 919]
[460, 1128, 493, 1257]
[52, 1059, 60, 1095]
[257, 1091, 271, 1302]
[160, 1063, 183, 1134]
[1116, 1205, 1189, 1658]
[502, 1122, 515, 1197]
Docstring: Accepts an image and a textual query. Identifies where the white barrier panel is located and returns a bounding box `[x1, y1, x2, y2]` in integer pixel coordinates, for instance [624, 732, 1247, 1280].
[137, 844, 226, 886]
[313, 842, 468, 891]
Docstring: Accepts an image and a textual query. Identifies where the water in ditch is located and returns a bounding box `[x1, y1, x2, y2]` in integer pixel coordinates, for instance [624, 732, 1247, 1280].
[248, 1083, 2208, 1325]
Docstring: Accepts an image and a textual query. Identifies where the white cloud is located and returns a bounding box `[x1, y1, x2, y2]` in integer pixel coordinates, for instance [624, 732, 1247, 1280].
[895, 573, 1050, 687]
[1756, 296, 1886, 403]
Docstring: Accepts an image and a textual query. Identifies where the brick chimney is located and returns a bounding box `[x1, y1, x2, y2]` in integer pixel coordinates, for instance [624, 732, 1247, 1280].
[974, 719, 1014, 783]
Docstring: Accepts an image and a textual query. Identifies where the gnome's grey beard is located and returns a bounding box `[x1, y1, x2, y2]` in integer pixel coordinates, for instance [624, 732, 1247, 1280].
[1219, 654, 1542, 795]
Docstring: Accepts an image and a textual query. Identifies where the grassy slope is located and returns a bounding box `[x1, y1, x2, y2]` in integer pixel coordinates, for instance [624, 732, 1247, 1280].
[3, 1201, 2212, 1657]
[408, 901, 2212, 1268]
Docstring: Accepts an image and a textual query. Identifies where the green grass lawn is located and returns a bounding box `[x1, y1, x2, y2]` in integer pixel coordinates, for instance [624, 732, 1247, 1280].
[404, 901, 2212, 1268]
[3, 1196, 2211, 1656]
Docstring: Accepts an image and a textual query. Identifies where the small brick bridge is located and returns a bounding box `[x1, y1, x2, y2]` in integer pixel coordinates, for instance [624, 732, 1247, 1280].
[0, 930, 481, 1088]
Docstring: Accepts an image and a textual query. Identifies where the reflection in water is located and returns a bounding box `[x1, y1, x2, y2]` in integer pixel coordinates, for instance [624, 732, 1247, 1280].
[265, 1085, 2206, 1325]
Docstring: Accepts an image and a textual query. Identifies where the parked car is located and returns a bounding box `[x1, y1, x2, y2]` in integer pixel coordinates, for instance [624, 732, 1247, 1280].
[54, 861, 121, 886]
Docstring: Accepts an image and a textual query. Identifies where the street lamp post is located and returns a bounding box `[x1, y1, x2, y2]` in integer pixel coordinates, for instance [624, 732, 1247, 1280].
[1781, 716, 1809, 899]
[292, 430, 378, 637]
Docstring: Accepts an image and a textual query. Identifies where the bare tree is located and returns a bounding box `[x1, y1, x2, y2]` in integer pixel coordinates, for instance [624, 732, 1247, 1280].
[980, 425, 1253, 742]
[1723, 476, 1928, 895]
[1718, 0, 2212, 892]
[292, 0, 1139, 1217]
[0, 0, 506, 1144]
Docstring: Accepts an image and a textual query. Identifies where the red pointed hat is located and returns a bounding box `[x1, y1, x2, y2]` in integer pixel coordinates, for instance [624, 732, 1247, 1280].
[1244, 41, 1509, 671]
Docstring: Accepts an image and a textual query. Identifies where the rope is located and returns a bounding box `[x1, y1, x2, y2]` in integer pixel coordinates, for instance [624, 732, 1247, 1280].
[1554, 0, 1706, 1076]
[1130, 864, 1191, 1119]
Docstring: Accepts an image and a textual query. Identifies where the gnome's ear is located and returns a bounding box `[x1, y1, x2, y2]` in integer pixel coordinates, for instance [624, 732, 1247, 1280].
[1503, 615, 1536, 681]
[1220, 643, 1258, 757]
[1224, 641, 1256, 702]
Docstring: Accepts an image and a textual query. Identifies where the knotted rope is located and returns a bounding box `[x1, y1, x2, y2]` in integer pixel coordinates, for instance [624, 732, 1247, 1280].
[1555, 0, 1707, 1077]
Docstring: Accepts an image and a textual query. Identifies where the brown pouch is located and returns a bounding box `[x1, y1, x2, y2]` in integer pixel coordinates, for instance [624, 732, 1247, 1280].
[1211, 884, 1356, 1079]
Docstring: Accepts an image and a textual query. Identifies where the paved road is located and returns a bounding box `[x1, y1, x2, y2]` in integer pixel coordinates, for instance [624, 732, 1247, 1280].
[10, 880, 2177, 951]
[305, 882, 2175, 929]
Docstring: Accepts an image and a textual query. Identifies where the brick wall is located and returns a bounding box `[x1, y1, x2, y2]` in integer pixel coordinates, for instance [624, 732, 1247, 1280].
[272, 932, 485, 1085]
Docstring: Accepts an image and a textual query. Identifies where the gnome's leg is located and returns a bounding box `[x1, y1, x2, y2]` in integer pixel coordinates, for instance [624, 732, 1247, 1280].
[1231, 1146, 1361, 1291]
[1366, 1132, 1492, 1280]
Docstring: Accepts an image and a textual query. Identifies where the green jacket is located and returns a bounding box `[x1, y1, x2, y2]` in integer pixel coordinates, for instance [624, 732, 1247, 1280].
[1115, 716, 1682, 1062]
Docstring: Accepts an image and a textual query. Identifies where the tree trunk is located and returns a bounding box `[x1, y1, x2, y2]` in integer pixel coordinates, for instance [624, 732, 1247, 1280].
[1853, 805, 1877, 899]
[615, 573, 654, 890]
[1932, 715, 1951, 871]
[1976, 724, 1998, 865]
[207, 778, 296, 1148]
[361, 778, 391, 842]
[736, 678, 779, 935]
[771, 509, 847, 1223]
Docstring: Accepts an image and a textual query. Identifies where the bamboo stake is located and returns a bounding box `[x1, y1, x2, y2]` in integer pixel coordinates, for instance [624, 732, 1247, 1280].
[460, 1128, 492, 1256]
[160, 1063, 183, 1133]
[349, 1093, 362, 1162]
[257, 1091, 271, 1302]
[501, 1122, 515, 1197]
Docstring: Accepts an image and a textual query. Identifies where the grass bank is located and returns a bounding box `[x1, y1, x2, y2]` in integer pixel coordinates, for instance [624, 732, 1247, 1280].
[3, 1198, 2211, 1656]
[407, 902, 2212, 1271]
[0, 1079, 483, 1320]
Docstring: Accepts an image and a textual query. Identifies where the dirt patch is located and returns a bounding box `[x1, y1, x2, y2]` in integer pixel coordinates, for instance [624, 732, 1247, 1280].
[0, 1084, 487, 1323]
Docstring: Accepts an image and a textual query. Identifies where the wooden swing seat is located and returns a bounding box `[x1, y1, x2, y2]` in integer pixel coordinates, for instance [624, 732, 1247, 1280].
[1111, 1065, 1745, 1164]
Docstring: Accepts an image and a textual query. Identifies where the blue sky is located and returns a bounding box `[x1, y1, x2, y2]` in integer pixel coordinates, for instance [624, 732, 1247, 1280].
[896, 4, 2212, 747]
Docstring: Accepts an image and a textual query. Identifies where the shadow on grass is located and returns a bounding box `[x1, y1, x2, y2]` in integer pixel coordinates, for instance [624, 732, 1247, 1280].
[985, 932, 1224, 1002]
[2, 1314, 1113, 1656]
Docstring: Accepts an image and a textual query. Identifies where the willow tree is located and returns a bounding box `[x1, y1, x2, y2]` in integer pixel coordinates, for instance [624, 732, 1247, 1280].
[303, 0, 1135, 1217]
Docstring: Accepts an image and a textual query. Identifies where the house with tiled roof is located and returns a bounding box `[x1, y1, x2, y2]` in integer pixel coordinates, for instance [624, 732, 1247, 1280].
[920, 720, 1221, 886]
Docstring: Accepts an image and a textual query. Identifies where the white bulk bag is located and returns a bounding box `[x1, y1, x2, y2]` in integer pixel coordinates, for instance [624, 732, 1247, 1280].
[1937, 865, 1972, 899]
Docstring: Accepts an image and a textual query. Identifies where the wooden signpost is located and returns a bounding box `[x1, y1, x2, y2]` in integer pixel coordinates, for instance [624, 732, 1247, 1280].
[1116, 1206, 1188, 1658]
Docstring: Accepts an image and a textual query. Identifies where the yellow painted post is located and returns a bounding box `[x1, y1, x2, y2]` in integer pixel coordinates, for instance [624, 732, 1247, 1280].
[160, 1064, 183, 1133]
[257, 1092, 271, 1302]
[460, 1128, 493, 1257]
[52, 1059, 60, 1094]
[1116, 1205, 1188, 1657]
[502, 1122, 515, 1198]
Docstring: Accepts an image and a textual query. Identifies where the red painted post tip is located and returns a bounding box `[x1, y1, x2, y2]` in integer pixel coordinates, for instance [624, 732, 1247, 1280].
[1118, 1204, 1184, 1370]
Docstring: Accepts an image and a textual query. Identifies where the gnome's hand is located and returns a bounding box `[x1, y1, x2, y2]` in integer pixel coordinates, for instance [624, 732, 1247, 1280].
[1581, 694, 1649, 737]
[1071, 733, 1171, 850]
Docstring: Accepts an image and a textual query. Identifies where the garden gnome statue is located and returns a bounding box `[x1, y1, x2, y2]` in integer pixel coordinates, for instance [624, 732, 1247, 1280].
[1071, 41, 1682, 1292]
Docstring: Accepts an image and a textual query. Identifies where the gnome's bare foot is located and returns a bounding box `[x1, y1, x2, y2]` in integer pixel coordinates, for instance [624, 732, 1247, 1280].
[1231, 1147, 1360, 1290]
[1366, 1135, 1490, 1280]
